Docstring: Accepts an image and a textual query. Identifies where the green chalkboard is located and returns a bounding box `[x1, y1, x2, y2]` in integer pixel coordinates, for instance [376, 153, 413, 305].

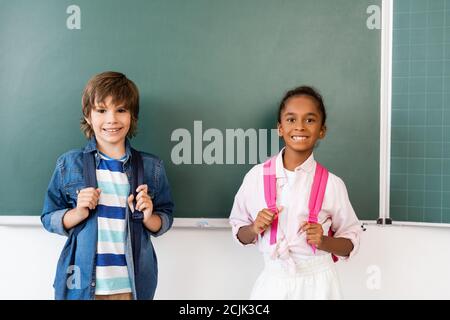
[390, 0, 450, 224]
[0, 0, 381, 220]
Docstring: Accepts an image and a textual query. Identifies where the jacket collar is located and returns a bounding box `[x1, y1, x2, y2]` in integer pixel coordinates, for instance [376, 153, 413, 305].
[83, 136, 97, 153]
[83, 136, 132, 161]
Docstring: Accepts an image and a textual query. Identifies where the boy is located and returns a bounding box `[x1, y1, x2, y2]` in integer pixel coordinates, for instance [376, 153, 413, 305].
[41, 71, 174, 300]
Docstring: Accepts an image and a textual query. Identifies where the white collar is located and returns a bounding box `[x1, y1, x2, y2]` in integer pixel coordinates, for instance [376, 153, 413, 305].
[275, 148, 316, 179]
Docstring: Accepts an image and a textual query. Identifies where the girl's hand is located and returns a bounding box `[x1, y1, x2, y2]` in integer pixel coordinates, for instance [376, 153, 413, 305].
[76, 187, 101, 219]
[300, 222, 324, 248]
[252, 207, 283, 235]
[127, 184, 153, 223]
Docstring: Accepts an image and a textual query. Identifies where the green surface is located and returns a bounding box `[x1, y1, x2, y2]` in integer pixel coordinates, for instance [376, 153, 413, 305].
[391, 0, 450, 223]
[0, 0, 380, 219]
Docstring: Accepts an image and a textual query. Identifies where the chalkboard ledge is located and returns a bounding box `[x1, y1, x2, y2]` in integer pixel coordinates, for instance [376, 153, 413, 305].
[0, 216, 41, 227]
[172, 218, 230, 229]
[2, 217, 448, 229]
[0, 216, 231, 229]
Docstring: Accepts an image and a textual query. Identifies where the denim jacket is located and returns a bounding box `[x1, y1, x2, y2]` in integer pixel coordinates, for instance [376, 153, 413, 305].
[41, 137, 174, 300]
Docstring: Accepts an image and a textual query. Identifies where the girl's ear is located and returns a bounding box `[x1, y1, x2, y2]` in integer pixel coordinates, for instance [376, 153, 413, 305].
[277, 122, 282, 136]
[319, 125, 327, 138]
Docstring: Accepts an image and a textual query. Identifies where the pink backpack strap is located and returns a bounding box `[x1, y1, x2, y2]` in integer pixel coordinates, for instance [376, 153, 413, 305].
[308, 163, 338, 262]
[263, 158, 338, 262]
[308, 163, 328, 223]
[308, 163, 328, 254]
[263, 156, 279, 245]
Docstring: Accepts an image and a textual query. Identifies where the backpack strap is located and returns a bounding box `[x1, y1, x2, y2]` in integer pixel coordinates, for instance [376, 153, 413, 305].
[130, 148, 144, 284]
[263, 156, 279, 245]
[262, 157, 338, 262]
[308, 163, 328, 253]
[308, 163, 338, 262]
[71, 152, 98, 238]
[82, 149, 146, 293]
[83, 152, 97, 190]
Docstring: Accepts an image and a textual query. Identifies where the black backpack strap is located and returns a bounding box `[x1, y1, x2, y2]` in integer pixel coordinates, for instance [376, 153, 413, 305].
[83, 151, 97, 189]
[71, 152, 97, 238]
[130, 148, 145, 220]
[82, 150, 145, 294]
[130, 148, 144, 284]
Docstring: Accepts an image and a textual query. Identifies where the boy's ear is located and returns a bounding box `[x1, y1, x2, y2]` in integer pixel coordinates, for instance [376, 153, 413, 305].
[85, 117, 91, 126]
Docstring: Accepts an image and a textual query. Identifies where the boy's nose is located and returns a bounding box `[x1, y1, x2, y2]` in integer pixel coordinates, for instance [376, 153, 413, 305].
[105, 112, 117, 123]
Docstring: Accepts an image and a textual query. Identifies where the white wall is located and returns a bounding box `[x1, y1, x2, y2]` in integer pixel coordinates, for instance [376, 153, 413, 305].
[1, 221, 450, 300]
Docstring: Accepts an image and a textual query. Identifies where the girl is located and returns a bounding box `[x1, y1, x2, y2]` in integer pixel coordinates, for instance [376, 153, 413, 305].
[229, 86, 361, 300]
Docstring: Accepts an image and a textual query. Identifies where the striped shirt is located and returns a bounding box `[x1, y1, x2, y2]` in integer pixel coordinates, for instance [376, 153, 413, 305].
[95, 151, 132, 295]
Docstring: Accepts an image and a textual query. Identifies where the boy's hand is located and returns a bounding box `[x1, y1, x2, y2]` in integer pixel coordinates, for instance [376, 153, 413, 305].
[127, 184, 153, 223]
[300, 222, 324, 248]
[252, 207, 283, 235]
[76, 187, 101, 219]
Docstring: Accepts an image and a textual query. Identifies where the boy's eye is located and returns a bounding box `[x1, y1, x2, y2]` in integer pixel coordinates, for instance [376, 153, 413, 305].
[96, 109, 106, 113]
[117, 108, 128, 113]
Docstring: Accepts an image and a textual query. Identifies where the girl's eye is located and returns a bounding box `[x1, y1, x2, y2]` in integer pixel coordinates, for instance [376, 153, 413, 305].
[286, 118, 295, 123]
[305, 118, 316, 123]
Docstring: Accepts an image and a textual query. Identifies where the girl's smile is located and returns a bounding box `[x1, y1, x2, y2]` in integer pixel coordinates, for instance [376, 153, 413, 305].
[290, 135, 309, 142]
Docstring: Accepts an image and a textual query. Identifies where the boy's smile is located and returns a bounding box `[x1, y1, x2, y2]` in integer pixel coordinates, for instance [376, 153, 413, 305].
[278, 95, 326, 158]
[102, 126, 125, 136]
[85, 95, 131, 157]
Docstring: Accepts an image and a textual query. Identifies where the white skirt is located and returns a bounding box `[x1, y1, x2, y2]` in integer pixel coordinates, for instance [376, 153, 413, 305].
[250, 254, 342, 300]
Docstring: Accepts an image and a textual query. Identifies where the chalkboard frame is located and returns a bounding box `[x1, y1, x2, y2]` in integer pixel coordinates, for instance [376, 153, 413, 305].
[0, 0, 384, 223]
